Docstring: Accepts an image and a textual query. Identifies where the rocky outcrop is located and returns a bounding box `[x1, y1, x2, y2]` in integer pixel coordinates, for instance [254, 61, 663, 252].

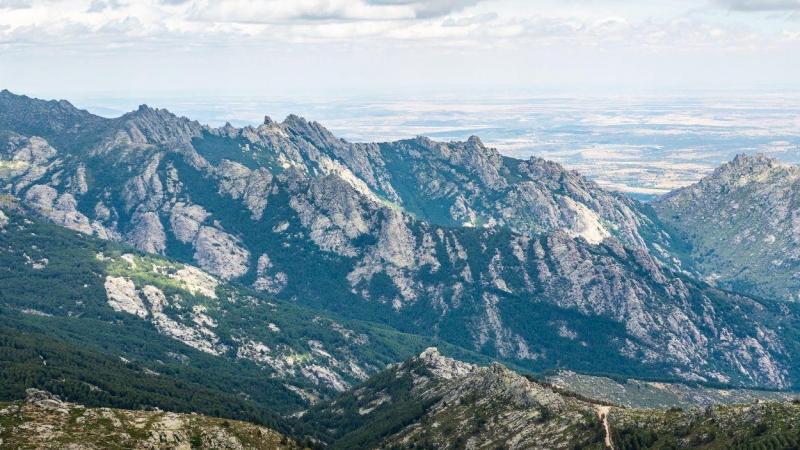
[416, 347, 475, 380]
[216, 160, 273, 220]
[169, 202, 209, 244]
[193, 226, 250, 280]
[0, 391, 301, 449]
[253, 253, 288, 294]
[141, 284, 227, 356]
[104, 276, 148, 319]
[127, 211, 167, 254]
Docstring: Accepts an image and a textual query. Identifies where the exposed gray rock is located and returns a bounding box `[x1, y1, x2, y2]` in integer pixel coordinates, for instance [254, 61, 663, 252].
[24, 389, 67, 412]
[416, 347, 475, 380]
[216, 160, 273, 220]
[127, 211, 166, 254]
[169, 202, 209, 244]
[193, 226, 250, 280]
[24, 184, 109, 238]
[253, 253, 288, 294]
[104, 276, 148, 319]
[142, 284, 226, 356]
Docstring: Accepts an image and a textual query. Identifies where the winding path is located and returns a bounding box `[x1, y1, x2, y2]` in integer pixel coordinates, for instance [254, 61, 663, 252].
[596, 405, 614, 450]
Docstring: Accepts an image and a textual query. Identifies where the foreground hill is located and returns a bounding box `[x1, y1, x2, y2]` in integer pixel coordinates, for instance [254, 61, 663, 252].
[302, 349, 800, 450]
[0, 389, 304, 449]
[2, 90, 799, 388]
[653, 154, 800, 303]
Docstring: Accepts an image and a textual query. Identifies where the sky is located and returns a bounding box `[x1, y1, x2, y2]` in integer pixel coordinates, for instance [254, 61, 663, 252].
[0, 0, 799, 100]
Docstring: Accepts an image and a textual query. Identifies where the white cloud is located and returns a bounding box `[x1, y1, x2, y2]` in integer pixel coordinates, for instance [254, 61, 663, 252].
[0, 0, 32, 8]
[365, 0, 482, 18]
[0, 0, 797, 96]
[716, 0, 800, 11]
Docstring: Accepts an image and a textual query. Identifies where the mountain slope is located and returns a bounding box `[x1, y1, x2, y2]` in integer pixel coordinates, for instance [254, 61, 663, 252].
[653, 154, 800, 302]
[2, 90, 799, 389]
[0, 202, 493, 418]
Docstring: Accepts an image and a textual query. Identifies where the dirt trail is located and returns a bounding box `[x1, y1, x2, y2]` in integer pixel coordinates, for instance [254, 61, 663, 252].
[596, 405, 614, 450]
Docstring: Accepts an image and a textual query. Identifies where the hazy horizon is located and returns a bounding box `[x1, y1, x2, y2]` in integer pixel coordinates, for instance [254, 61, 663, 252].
[7, 88, 795, 201]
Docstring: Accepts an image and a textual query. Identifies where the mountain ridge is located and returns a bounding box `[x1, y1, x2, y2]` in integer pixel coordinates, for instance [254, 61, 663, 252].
[302, 347, 800, 449]
[2, 90, 799, 390]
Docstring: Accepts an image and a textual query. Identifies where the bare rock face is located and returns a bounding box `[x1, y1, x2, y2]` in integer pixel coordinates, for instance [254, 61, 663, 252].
[127, 211, 167, 254]
[122, 155, 165, 212]
[24, 185, 96, 236]
[69, 164, 88, 195]
[169, 202, 209, 244]
[104, 276, 148, 319]
[416, 347, 476, 380]
[0, 209, 8, 228]
[24, 389, 67, 411]
[142, 284, 227, 356]
[216, 160, 273, 220]
[253, 253, 288, 294]
[289, 172, 376, 258]
[0, 135, 60, 192]
[193, 226, 250, 280]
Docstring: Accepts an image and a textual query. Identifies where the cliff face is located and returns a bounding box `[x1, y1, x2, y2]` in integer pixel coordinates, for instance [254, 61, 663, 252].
[1, 90, 798, 389]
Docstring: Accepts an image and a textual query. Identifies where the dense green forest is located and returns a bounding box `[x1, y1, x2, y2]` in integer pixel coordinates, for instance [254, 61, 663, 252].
[0, 323, 296, 434]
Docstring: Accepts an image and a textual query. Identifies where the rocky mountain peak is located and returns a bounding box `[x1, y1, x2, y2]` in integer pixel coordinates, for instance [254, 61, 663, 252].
[281, 113, 311, 131]
[123, 104, 180, 122]
[0, 90, 80, 116]
[712, 153, 800, 183]
[136, 104, 153, 113]
[466, 134, 483, 146]
[717, 153, 791, 178]
[118, 104, 202, 145]
[415, 347, 476, 380]
[281, 113, 342, 149]
[661, 154, 798, 204]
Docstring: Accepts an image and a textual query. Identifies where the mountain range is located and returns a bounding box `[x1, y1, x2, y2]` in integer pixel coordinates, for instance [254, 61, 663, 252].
[2, 89, 800, 448]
